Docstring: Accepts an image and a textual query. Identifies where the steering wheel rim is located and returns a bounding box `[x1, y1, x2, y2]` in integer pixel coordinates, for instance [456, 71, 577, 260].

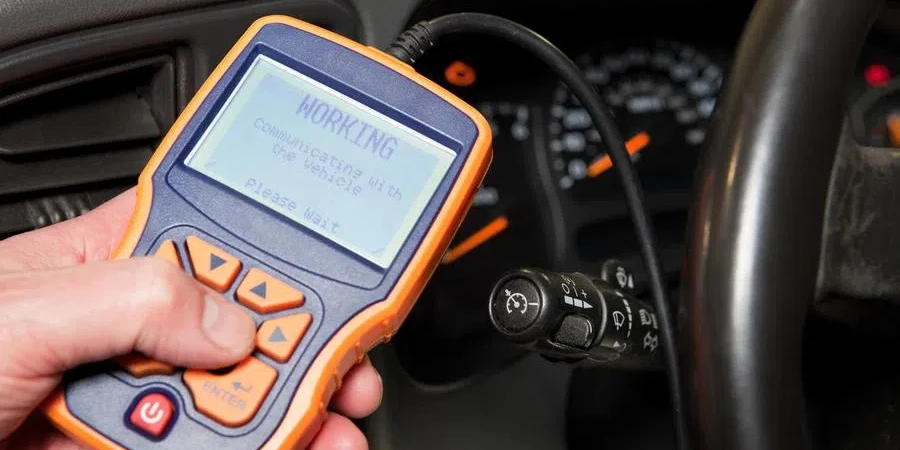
[679, 0, 883, 449]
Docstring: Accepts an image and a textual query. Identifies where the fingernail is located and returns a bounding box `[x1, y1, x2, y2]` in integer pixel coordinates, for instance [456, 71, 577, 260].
[202, 295, 255, 355]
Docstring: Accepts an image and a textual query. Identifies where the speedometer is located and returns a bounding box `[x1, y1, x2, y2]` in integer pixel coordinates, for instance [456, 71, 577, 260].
[549, 41, 725, 199]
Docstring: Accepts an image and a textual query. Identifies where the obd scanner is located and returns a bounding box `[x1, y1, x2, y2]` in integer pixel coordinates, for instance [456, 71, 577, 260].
[43, 16, 492, 450]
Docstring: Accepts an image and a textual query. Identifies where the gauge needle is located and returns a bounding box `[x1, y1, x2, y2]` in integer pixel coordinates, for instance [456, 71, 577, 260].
[586, 131, 651, 178]
[887, 113, 900, 147]
[442, 215, 510, 264]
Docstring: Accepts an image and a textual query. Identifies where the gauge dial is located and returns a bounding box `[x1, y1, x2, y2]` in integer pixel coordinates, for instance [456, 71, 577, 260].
[392, 44, 555, 384]
[548, 41, 724, 198]
[411, 100, 549, 330]
[397, 100, 550, 382]
[438, 101, 546, 271]
[850, 60, 900, 148]
[851, 86, 900, 147]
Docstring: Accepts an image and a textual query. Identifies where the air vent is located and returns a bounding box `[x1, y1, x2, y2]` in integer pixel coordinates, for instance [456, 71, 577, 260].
[0, 54, 176, 237]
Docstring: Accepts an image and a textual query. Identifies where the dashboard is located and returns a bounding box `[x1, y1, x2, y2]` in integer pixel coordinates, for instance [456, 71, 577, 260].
[0, 2, 898, 449]
[388, 0, 900, 383]
[2, 0, 900, 388]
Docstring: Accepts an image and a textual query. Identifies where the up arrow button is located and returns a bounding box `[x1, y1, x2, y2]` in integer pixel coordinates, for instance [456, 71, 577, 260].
[268, 326, 287, 343]
[237, 269, 304, 314]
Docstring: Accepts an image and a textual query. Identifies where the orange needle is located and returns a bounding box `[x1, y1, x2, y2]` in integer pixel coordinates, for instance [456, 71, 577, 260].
[587, 131, 651, 178]
[887, 113, 900, 147]
[442, 215, 509, 264]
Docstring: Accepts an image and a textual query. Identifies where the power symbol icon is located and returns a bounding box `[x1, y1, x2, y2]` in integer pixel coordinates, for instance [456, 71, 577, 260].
[140, 401, 166, 424]
[130, 392, 175, 438]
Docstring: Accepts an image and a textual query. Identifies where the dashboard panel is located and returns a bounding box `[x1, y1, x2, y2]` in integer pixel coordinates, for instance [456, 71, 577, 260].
[3, 0, 900, 390]
[2, 2, 900, 449]
[413, 2, 751, 266]
[356, 2, 900, 449]
[387, 0, 900, 385]
[391, 1, 755, 383]
[849, 33, 900, 149]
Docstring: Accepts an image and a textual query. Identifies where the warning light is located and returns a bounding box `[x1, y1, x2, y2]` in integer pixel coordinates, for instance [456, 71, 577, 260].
[865, 64, 891, 87]
[445, 61, 477, 87]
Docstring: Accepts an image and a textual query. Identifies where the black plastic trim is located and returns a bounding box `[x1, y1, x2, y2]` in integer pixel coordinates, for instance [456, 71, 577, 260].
[0, 0, 361, 238]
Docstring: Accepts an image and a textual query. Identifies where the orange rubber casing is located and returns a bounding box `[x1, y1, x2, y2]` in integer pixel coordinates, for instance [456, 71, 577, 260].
[42, 15, 492, 450]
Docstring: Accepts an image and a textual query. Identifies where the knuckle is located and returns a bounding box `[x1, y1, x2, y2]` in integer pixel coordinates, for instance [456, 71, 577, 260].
[130, 258, 190, 312]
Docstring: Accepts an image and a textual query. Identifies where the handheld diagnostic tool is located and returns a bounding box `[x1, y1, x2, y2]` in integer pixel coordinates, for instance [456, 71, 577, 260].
[42, 16, 491, 450]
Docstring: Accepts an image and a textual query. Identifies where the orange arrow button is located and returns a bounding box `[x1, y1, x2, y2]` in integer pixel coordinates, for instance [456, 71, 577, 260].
[256, 314, 312, 363]
[237, 269, 305, 313]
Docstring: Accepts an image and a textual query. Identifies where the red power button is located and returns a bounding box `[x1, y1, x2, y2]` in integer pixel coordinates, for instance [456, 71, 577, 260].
[129, 392, 175, 438]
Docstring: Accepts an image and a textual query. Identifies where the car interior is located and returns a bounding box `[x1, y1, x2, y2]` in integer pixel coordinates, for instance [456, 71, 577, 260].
[3, 0, 900, 448]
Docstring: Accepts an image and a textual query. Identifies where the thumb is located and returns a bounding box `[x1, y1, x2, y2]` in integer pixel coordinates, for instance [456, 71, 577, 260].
[0, 257, 256, 377]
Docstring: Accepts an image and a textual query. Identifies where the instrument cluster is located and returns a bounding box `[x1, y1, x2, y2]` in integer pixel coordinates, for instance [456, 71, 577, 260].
[388, 0, 900, 384]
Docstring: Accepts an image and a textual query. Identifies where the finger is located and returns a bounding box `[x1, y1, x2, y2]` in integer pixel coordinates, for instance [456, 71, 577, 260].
[307, 413, 368, 450]
[0, 257, 255, 377]
[41, 435, 87, 450]
[0, 188, 136, 273]
[330, 357, 383, 419]
[1, 415, 86, 450]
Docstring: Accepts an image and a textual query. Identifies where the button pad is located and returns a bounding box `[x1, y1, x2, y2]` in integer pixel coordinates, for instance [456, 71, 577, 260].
[185, 236, 241, 291]
[183, 358, 278, 427]
[139, 235, 317, 429]
[237, 268, 305, 313]
[256, 314, 312, 363]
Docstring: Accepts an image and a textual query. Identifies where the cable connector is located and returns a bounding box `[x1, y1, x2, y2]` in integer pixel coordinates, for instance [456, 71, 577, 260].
[386, 21, 434, 64]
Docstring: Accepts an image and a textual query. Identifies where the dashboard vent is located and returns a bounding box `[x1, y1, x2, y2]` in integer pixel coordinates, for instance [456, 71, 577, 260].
[0, 54, 176, 237]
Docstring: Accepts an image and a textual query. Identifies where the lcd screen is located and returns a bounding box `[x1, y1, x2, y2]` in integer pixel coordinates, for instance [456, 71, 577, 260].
[185, 55, 456, 268]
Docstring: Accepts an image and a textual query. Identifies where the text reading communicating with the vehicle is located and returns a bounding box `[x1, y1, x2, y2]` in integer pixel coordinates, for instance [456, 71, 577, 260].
[186, 56, 455, 268]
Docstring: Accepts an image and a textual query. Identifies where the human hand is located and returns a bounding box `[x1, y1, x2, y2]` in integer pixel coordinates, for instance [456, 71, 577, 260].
[0, 189, 382, 450]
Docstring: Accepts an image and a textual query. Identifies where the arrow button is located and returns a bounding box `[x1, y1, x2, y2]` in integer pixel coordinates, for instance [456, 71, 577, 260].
[114, 353, 174, 378]
[185, 236, 241, 292]
[153, 240, 182, 269]
[210, 254, 226, 271]
[256, 314, 312, 363]
[237, 269, 304, 313]
[250, 282, 267, 299]
[268, 326, 287, 343]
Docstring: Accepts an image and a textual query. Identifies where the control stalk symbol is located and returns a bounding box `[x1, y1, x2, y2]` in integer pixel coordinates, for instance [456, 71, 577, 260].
[505, 289, 538, 315]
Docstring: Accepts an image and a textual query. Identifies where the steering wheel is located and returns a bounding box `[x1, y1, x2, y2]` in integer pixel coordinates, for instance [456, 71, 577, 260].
[680, 0, 887, 448]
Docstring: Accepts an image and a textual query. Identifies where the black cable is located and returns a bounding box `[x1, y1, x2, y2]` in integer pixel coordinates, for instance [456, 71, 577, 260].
[388, 12, 690, 450]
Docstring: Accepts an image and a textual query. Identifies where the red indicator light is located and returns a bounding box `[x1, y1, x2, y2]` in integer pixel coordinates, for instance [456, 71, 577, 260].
[865, 64, 891, 87]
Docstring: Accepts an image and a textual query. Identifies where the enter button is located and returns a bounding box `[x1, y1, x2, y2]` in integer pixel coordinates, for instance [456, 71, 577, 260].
[183, 358, 277, 427]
